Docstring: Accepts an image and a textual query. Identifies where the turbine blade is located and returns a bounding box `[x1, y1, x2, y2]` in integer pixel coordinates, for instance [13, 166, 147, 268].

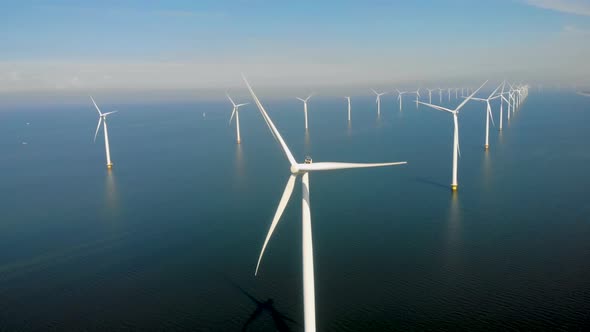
[296, 97, 305, 102]
[226, 93, 237, 107]
[242, 74, 297, 167]
[236, 103, 249, 107]
[90, 96, 102, 116]
[488, 82, 503, 99]
[102, 111, 118, 116]
[229, 108, 236, 124]
[371, 88, 378, 95]
[455, 80, 488, 113]
[417, 101, 454, 114]
[299, 161, 407, 172]
[93, 118, 102, 142]
[255, 174, 297, 276]
[488, 105, 496, 127]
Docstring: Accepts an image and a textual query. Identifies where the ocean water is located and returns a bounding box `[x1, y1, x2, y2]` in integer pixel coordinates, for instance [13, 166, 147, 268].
[0, 90, 589, 331]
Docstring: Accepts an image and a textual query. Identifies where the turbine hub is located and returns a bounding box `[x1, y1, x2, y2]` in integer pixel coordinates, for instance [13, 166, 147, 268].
[290, 165, 300, 174]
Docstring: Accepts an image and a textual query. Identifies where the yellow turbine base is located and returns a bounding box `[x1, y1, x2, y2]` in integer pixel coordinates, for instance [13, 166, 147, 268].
[451, 185, 458, 191]
[484, 145, 489, 150]
[237, 140, 241, 144]
[107, 164, 113, 169]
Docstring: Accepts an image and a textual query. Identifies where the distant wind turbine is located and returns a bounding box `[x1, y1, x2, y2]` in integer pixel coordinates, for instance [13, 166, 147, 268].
[438, 88, 444, 103]
[227, 93, 249, 144]
[470, 82, 503, 150]
[296, 94, 313, 130]
[498, 82, 507, 131]
[243, 74, 407, 332]
[418, 81, 488, 191]
[90, 96, 117, 169]
[427, 89, 435, 103]
[345, 96, 351, 122]
[412, 89, 421, 108]
[372, 89, 387, 116]
[396, 89, 408, 111]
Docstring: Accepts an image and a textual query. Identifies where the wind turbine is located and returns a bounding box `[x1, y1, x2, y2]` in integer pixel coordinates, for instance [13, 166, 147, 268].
[297, 94, 313, 130]
[427, 88, 435, 103]
[447, 88, 451, 102]
[396, 89, 408, 111]
[345, 96, 351, 122]
[412, 89, 421, 108]
[437, 88, 444, 103]
[90, 96, 117, 169]
[470, 82, 503, 150]
[498, 82, 507, 131]
[372, 89, 387, 116]
[243, 75, 407, 332]
[418, 81, 487, 191]
[227, 93, 249, 144]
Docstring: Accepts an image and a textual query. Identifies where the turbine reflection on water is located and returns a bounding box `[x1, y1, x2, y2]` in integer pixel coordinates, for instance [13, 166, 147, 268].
[443, 192, 462, 272]
[103, 169, 120, 219]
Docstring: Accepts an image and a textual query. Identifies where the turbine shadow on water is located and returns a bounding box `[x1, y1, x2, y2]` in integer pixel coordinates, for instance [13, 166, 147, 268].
[414, 177, 449, 192]
[232, 283, 299, 332]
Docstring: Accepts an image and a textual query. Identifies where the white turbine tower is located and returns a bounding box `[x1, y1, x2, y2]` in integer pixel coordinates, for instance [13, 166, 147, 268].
[447, 88, 452, 102]
[345, 96, 351, 122]
[427, 88, 435, 103]
[297, 94, 313, 130]
[90, 96, 117, 169]
[372, 89, 387, 116]
[497, 82, 507, 131]
[438, 88, 444, 103]
[396, 89, 408, 111]
[471, 82, 503, 150]
[244, 75, 407, 332]
[418, 81, 487, 191]
[412, 89, 421, 108]
[227, 93, 249, 144]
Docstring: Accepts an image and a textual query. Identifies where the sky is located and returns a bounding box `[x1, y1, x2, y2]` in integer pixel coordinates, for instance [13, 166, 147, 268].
[1, 0, 589, 96]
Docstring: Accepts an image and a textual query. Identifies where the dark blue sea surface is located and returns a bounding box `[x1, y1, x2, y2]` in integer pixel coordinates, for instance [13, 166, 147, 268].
[0, 91, 589, 330]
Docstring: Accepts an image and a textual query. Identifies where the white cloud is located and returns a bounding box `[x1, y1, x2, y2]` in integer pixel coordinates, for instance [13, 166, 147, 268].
[525, 0, 590, 16]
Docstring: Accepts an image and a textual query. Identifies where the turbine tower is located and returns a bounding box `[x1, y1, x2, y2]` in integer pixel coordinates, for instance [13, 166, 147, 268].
[418, 81, 488, 191]
[427, 88, 434, 103]
[412, 88, 421, 108]
[372, 89, 387, 116]
[244, 75, 406, 332]
[396, 89, 408, 111]
[90, 96, 117, 169]
[497, 82, 507, 131]
[227, 93, 249, 144]
[471, 82, 503, 150]
[345, 96, 351, 122]
[296, 95, 313, 130]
